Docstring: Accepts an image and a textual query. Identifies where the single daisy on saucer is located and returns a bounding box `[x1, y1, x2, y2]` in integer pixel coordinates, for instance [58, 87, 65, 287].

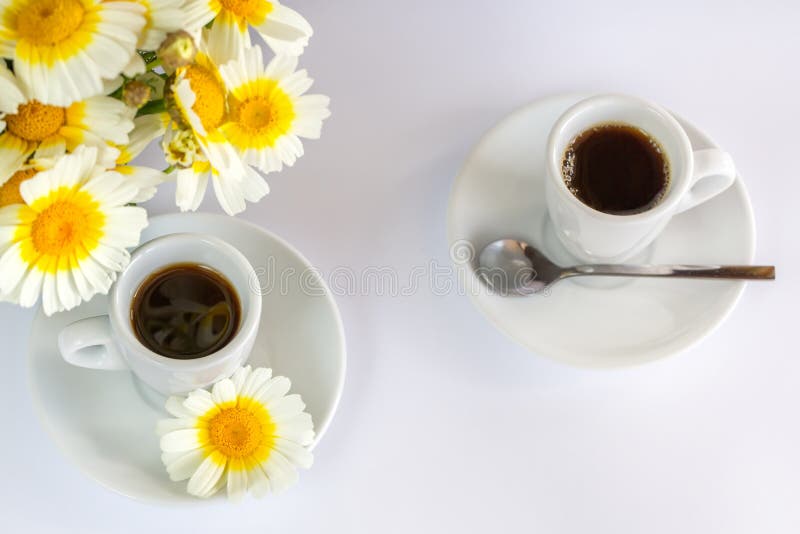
[0, 0, 147, 106]
[0, 145, 149, 315]
[158, 365, 315, 501]
[0, 70, 135, 183]
[219, 45, 330, 175]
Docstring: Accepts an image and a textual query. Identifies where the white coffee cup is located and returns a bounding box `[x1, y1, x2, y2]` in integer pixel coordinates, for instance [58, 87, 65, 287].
[545, 94, 737, 263]
[57, 233, 262, 396]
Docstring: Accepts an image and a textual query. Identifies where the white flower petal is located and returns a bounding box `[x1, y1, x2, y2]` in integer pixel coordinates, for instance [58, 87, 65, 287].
[179, 0, 216, 32]
[89, 243, 130, 273]
[242, 165, 269, 203]
[55, 267, 81, 311]
[255, 2, 312, 57]
[274, 438, 313, 469]
[165, 395, 195, 417]
[211, 378, 236, 405]
[176, 167, 208, 211]
[0, 243, 30, 296]
[73, 97, 134, 146]
[163, 449, 206, 482]
[261, 450, 298, 494]
[17, 265, 44, 308]
[252, 375, 291, 405]
[156, 417, 197, 436]
[41, 272, 60, 315]
[274, 413, 315, 446]
[0, 132, 34, 184]
[33, 136, 67, 161]
[278, 69, 313, 97]
[247, 461, 271, 497]
[266, 393, 305, 421]
[0, 63, 24, 114]
[211, 170, 246, 215]
[183, 390, 217, 416]
[206, 10, 250, 65]
[263, 53, 298, 81]
[122, 53, 146, 78]
[120, 113, 168, 164]
[0, 204, 25, 226]
[69, 259, 94, 302]
[230, 365, 251, 395]
[160, 428, 203, 453]
[187, 455, 226, 498]
[74, 256, 114, 296]
[226, 468, 247, 502]
[240, 367, 273, 398]
[138, 0, 186, 49]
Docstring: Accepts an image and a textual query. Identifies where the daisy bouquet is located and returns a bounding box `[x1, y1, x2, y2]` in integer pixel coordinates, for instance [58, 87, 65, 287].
[0, 0, 330, 315]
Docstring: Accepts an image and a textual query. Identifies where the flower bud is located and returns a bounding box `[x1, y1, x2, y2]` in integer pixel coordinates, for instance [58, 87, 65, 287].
[122, 80, 152, 109]
[158, 31, 197, 73]
[162, 127, 204, 168]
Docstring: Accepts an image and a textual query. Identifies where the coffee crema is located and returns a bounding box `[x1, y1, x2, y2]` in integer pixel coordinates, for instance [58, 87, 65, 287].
[131, 263, 240, 359]
[561, 123, 670, 215]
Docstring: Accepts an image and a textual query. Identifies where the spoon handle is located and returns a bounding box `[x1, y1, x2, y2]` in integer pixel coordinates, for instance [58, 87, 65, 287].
[570, 264, 775, 280]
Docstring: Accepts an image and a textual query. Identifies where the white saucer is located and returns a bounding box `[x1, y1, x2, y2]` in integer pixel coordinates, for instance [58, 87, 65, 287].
[27, 213, 346, 503]
[447, 94, 756, 367]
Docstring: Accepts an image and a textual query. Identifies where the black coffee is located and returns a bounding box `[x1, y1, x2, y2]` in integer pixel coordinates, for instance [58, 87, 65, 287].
[561, 124, 669, 214]
[131, 263, 240, 359]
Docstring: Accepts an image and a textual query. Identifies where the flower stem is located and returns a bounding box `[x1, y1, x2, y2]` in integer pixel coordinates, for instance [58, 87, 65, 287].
[136, 99, 166, 117]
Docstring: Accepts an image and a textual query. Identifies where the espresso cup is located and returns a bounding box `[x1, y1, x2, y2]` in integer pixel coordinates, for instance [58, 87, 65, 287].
[57, 233, 262, 396]
[544, 94, 737, 263]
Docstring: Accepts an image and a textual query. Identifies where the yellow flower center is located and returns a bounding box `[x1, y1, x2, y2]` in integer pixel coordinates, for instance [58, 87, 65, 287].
[0, 169, 37, 207]
[183, 65, 226, 131]
[16, 0, 85, 46]
[5, 101, 66, 142]
[218, 0, 270, 19]
[229, 83, 295, 145]
[207, 406, 268, 458]
[29, 189, 104, 259]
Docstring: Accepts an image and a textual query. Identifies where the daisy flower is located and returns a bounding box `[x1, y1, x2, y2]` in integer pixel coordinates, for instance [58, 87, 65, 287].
[0, 0, 147, 106]
[165, 38, 268, 215]
[158, 365, 314, 501]
[0, 71, 134, 183]
[0, 146, 148, 315]
[185, 0, 312, 64]
[219, 45, 330, 175]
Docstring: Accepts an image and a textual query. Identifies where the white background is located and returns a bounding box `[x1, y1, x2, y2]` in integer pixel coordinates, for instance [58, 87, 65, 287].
[2, 1, 798, 532]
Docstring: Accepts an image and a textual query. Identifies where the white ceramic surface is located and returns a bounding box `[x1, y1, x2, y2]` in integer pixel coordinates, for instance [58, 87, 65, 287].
[447, 93, 756, 367]
[545, 94, 737, 263]
[27, 213, 346, 503]
[58, 233, 262, 396]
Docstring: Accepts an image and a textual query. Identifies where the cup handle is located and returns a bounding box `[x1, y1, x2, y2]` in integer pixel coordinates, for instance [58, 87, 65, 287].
[676, 148, 737, 214]
[58, 316, 129, 371]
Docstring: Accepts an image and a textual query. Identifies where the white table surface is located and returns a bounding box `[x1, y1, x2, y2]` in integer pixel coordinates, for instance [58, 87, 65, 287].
[2, 1, 798, 532]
